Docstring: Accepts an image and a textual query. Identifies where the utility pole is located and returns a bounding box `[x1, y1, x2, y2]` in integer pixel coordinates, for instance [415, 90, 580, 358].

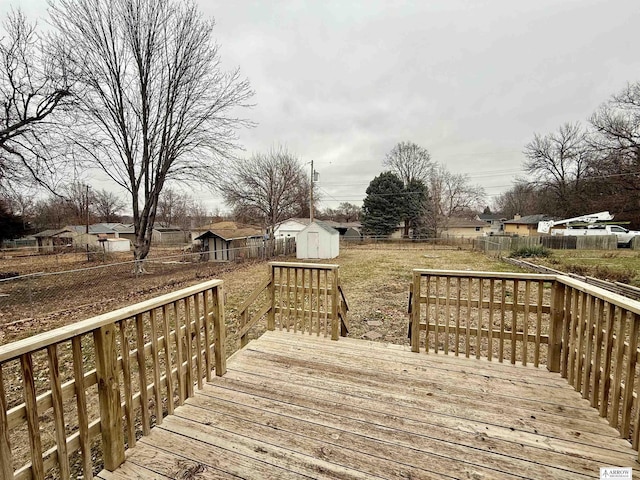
[310, 160, 314, 223]
[309, 160, 319, 223]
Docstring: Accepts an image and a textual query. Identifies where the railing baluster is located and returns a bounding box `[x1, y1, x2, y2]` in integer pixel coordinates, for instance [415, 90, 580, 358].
[568, 288, 579, 385]
[425, 275, 431, 353]
[213, 285, 227, 376]
[455, 277, 461, 356]
[71, 337, 92, 479]
[522, 280, 530, 366]
[560, 283, 572, 377]
[184, 300, 194, 399]
[162, 304, 175, 414]
[294, 268, 299, 333]
[136, 313, 151, 434]
[324, 269, 330, 338]
[150, 311, 164, 422]
[286, 268, 292, 331]
[278, 267, 284, 330]
[621, 313, 639, 437]
[316, 269, 321, 336]
[575, 292, 588, 392]
[466, 278, 472, 358]
[610, 308, 626, 428]
[0, 364, 11, 480]
[535, 280, 543, 368]
[582, 295, 596, 401]
[434, 276, 440, 354]
[477, 279, 483, 360]
[192, 296, 203, 390]
[488, 279, 494, 362]
[499, 280, 505, 362]
[174, 300, 185, 405]
[599, 302, 616, 418]
[47, 344, 70, 479]
[511, 280, 518, 365]
[445, 277, 451, 355]
[118, 319, 135, 447]
[20, 353, 44, 478]
[301, 268, 307, 334]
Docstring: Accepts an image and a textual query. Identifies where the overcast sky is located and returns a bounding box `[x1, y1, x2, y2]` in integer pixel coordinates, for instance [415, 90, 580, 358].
[4, 0, 640, 213]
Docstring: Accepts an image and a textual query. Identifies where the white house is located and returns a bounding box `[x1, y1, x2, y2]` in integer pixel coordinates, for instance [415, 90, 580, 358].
[274, 218, 310, 238]
[296, 221, 339, 259]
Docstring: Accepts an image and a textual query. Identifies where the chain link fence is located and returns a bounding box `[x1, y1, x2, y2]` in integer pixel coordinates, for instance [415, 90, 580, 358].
[0, 238, 295, 342]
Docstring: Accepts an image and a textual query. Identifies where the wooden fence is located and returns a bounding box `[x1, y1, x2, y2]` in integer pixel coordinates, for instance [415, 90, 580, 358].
[238, 262, 350, 347]
[474, 235, 618, 252]
[0, 280, 226, 480]
[409, 269, 640, 458]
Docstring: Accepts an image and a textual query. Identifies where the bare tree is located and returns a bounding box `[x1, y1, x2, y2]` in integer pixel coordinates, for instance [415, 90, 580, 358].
[590, 82, 640, 163]
[0, 9, 70, 190]
[383, 141, 433, 185]
[493, 182, 539, 218]
[383, 142, 433, 235]
[93, 188, 125, 222]
[219, 147, 308, 235]
[50, 0, 253, 271]
[523, 122, 589, 216]
[428, 164, 485, 236]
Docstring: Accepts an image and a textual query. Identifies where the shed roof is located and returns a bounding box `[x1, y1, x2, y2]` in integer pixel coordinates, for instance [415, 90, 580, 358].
[300, 220, 339, 235]
[195, 225, 263, 241]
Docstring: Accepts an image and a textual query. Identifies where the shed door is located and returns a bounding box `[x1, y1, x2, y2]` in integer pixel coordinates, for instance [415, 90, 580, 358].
[308, 232, 320, 258]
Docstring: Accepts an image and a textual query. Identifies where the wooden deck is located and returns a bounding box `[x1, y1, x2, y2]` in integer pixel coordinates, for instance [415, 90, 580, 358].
[98, 330, 639, 480]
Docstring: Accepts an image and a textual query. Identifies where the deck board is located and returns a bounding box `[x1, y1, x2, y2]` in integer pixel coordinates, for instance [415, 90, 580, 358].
[99, 330, 640, 479]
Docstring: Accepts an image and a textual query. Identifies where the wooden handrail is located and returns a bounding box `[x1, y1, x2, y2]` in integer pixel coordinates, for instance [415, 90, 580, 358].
[0, 279, 226, 479]
[239, 263, 348, 346]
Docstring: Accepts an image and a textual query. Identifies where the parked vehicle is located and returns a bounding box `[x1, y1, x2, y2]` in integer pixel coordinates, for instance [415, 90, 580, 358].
[553, 224, 640, 246]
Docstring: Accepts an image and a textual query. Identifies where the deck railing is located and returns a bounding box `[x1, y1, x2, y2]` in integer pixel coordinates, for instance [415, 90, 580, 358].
[410, 268, 640, 459]
[239, 262, 350, 347]
[0, 279, 226, 480]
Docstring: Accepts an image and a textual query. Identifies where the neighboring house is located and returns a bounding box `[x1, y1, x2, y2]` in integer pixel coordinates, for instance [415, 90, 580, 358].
[118, 223, 188, 245]
[194, 222, 264, 261]
[296, 220, 339, 259]
[475, 213, 506, 235]
[503, 214, 553, 237]
[33, 229, 65, 252]
[274, 218, 310, 238]
[440, 218, 488, 238]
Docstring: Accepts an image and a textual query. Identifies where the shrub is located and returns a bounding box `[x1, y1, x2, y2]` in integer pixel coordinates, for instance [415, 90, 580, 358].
[509, 245, 551, 258]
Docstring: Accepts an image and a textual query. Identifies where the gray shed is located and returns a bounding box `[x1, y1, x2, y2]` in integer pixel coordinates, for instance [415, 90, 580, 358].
[296, 220, 339, 259]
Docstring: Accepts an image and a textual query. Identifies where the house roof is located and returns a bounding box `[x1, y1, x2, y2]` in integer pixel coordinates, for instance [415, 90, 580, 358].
[444, 218, 487, 228]
[503, 214, 552, 225]
[33, 228, 63, 238]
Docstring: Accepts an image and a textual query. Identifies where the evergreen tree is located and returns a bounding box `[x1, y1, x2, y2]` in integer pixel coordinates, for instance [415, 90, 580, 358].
[0, 201, 28, 243]
[403, 179, 430, 238]
[362, 172, 404, 237]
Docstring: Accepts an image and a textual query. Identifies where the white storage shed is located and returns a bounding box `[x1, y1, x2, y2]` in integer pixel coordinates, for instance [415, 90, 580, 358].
[296, 221, 339, 259]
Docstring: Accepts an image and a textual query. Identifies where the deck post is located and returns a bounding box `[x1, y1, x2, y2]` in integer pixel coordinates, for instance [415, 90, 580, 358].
[267, 264, 276, 331]
[213, 285, 227, 376]
[548, 281, 566, 373]
[93, 324, 125, 471]
[331, 268, 340, 340]
[411, 271, 421, 353]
